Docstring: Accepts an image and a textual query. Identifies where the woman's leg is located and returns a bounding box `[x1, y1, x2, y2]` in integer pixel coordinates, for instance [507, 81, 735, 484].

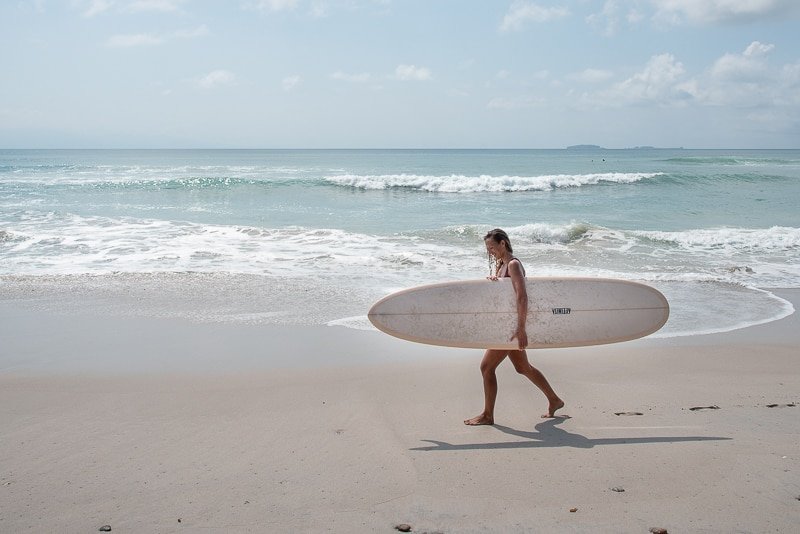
[508, 350, 565, 418]
[464, 349, 508, 425]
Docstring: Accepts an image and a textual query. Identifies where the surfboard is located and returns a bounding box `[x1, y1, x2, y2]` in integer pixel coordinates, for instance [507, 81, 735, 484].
[368, 277, 669, 349]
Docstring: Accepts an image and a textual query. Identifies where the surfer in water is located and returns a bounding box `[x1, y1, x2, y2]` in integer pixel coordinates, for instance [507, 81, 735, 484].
[464, 228, 565, 425]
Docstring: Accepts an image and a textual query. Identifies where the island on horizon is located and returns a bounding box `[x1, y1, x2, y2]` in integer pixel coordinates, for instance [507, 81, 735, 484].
[566, 144, 604, 150]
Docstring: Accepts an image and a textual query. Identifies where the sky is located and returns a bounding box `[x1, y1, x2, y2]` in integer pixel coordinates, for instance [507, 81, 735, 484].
[2, 0, 800, 149]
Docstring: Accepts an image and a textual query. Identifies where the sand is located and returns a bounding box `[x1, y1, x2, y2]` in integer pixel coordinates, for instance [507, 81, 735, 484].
[1, 288, 798, 533]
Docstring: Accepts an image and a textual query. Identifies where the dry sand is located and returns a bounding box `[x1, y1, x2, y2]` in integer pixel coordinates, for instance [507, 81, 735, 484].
[1, 290, 798, 533]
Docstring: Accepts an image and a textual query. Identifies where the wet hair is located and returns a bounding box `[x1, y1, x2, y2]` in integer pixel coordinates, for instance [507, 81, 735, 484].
[484, 228, 513, 253]
[484, 228, 513, 276]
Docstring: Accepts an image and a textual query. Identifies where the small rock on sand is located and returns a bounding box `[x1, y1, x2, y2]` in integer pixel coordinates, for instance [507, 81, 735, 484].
[570, 508, 578, 513]
[395, 524, 412, 532]
[611, 486, 625, 492]
[98, 527, 112, 532]
[649, 528, 668, 534]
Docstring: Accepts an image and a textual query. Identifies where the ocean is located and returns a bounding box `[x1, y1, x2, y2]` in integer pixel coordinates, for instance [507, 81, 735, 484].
[1, 148, 798, 338]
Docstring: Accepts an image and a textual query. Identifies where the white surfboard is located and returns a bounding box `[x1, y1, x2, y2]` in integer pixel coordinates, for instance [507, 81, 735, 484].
[368, 277, 669, 349]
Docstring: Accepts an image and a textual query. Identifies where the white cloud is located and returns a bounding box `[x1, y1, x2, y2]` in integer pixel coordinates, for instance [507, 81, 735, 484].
[691, 41, 780, 106]
[744, 40, 775, 57]
[106, 33, 163, 47]
[105, 25, 208, 47]
[651, 0, 799, 25]
[126, 0, 185, 13]
[247, 0, 300, 12]
[575, 41, 796, 113]
[770, 62, 800, 115]
[500, 1, 570, 32]
[282, 75, 301, 91]
[711, 41, 774, 81]
[626, 6, 645, 24]
[82, 0, 114, 17]
[458, 59, 476, 71]
[245, 0, 389, 17]
[199, 70, 236, 88]
[779, 62, 800, 104]
[587, 0, 646, 36]
[487, 95, 544, 110]
[331, 71, 372, 82]
[309, 1, 327, 17]
[448, 87, 471, 98]
[569, 68, 614, 83]
[173, 25, 210, 39]
[578, 53, 692, 108]
[394, 64, 432, 81]
[613, 53, 688, 103]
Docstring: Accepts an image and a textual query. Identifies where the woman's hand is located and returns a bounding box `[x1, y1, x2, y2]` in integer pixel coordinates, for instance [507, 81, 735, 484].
[511, 327, 528, 350]
[487, 275, 499, 281]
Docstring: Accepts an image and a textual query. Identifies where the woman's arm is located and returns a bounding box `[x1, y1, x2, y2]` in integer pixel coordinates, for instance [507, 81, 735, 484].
[508, 259, 528, 349]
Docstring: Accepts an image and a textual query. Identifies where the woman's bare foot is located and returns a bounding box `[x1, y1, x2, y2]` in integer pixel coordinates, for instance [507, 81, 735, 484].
[541, 398, 565, 418]
[464, 414, 494, 425]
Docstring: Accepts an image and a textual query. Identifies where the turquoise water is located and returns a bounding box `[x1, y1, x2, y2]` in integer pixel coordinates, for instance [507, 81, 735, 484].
[1, 149, 798, 337]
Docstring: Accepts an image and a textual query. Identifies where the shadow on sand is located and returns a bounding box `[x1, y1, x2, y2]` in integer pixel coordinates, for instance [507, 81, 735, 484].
[411, 417, 730, 451]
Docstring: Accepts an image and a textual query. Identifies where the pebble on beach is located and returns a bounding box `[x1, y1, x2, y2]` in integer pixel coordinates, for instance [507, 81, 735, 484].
[649, 528, 668, 534]
[395, 524, 412, 532]
[99, 527, 112, 532]
[611, 486, 625, 492]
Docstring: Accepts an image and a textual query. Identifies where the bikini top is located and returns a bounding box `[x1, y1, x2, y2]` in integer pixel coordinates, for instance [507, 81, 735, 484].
[499, 257, 526, 278]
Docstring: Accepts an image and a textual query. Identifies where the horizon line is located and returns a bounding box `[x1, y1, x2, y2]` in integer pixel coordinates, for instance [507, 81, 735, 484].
[2, 146, 798, 151]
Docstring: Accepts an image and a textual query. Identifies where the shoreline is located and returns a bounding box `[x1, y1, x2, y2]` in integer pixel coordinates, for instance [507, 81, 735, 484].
[1, 286, 798, 532]
[1, 275, 796, 376]
[0, 288, 796, 376]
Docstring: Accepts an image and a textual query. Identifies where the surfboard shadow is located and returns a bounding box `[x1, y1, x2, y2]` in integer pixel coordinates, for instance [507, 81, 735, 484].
[411, 418, 730, 451]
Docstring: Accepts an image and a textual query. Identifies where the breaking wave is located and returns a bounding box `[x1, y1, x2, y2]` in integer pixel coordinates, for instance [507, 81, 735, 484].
[324, 172, 662, 192]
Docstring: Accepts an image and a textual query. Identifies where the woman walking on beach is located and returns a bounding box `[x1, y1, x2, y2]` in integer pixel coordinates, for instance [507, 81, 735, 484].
[464, 229, 564, 425]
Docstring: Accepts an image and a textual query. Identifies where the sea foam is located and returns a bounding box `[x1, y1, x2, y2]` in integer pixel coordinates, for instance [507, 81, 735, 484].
[632, 226, 800, 252]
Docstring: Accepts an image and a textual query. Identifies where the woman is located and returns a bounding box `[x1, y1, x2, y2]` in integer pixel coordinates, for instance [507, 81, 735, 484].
[464, 229, 564, 425]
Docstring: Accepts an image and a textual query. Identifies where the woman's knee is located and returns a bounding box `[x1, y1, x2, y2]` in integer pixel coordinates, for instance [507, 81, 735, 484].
[508, 351, 532, 374]
[480, 360, 497, 375]
[512, 361, 531, 375]
[480, 350, 506, 374]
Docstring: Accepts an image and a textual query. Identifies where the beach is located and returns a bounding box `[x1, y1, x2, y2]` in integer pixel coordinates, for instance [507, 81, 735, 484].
[2, 148, 798, 532]
[1, 283, 798, 533]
